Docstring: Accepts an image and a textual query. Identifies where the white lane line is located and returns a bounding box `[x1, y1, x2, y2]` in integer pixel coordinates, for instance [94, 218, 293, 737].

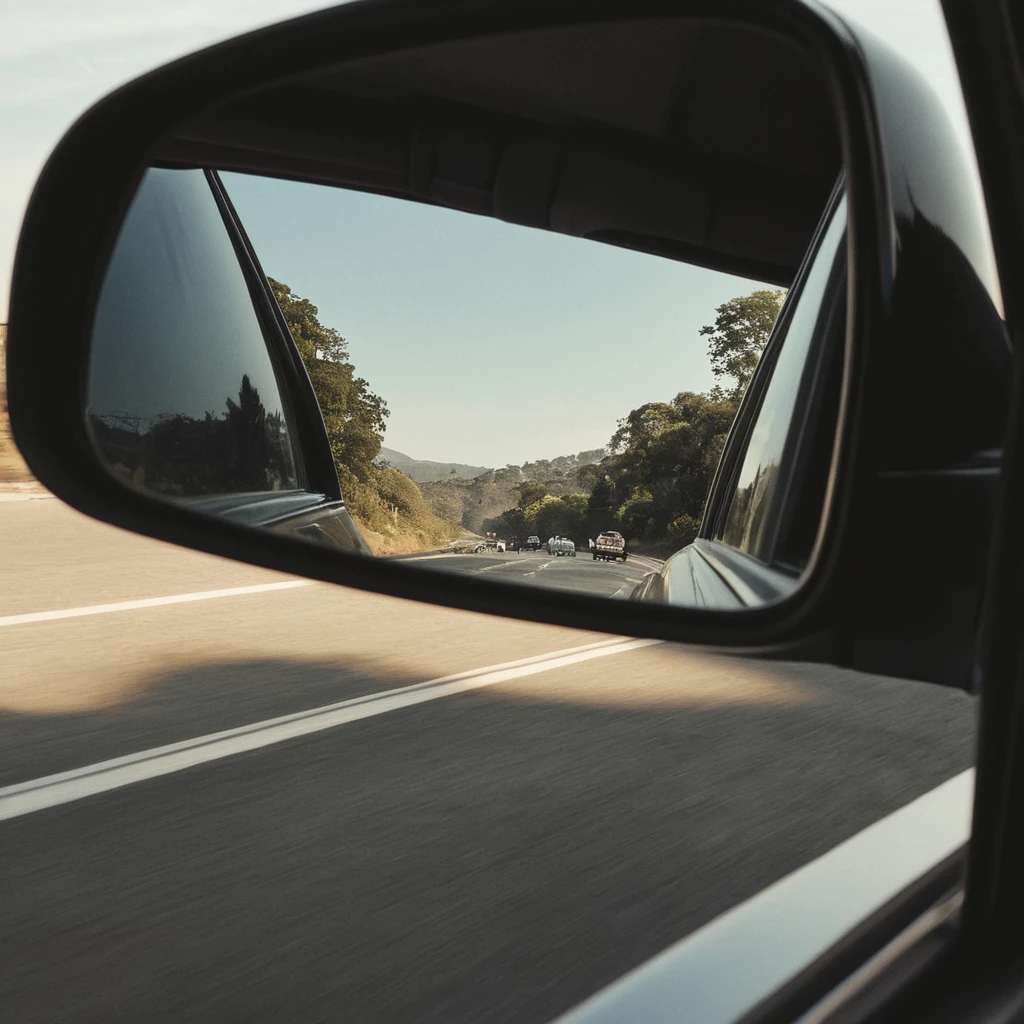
[396, 552, 463, 562]
[0, 580, 313, 629]
[0, 636, 662, 822]
[471, 560, 541, 574]
[524, 560, 554, 578]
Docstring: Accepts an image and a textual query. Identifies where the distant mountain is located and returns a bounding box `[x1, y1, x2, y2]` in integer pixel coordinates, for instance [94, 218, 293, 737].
[378, 447, 491, 483]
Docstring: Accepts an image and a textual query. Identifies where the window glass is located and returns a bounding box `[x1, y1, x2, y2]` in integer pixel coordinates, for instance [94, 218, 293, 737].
[718, 197, 846, 562]
[87, 167, 302, 499]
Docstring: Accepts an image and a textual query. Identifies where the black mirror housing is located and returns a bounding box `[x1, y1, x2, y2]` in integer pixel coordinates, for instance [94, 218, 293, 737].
[6, 0, 1008, 686]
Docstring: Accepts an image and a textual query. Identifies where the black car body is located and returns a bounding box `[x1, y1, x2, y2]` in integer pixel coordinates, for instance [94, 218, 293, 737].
[7, 0, 1024, 1021]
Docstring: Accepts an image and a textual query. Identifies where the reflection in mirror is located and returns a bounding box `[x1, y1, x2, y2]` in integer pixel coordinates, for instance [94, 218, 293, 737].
[717, 201, 848, 563]
[89, 168, 304, 500]
[88, 166, 372, 553]
[630, 193, 848, 610]
[87, 166, 847, 606]
[84, 18, 844, 610]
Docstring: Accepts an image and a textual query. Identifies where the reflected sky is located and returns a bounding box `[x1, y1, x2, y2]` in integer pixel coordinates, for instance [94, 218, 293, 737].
[222, 172, 763, 466]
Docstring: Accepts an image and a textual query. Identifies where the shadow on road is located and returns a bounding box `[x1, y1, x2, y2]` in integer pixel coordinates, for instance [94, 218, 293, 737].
[0, 456, 984, 1022]
[1, 648, 977, 1024]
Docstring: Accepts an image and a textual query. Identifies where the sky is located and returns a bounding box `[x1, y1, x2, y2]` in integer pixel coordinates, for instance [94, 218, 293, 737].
[2, 0, 979, 466]
[219, 171, 765, 464]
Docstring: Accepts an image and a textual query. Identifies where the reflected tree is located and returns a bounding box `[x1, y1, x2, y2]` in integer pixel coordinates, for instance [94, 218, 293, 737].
[90, 374, 297, 498]
[701, 288, 785, 400]
[225, 374, 269, 492]
[268, 278, 388, 487]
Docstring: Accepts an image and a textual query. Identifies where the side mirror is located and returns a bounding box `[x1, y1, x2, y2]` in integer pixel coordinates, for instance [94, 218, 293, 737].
[6, 0, 1008, 685]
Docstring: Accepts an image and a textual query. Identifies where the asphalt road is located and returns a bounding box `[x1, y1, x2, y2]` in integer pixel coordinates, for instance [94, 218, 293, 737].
[405, 548, 653, 598]
[0, 497, 977, 1024]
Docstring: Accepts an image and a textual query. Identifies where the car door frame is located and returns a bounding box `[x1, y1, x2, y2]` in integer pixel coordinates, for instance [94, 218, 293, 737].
[202, 167, 341, 507]
[114, 166, 371, 552]
[861, 4, 1024, 1019]
[639, 179, 848, 610]
[631, 4, 1024, 1020]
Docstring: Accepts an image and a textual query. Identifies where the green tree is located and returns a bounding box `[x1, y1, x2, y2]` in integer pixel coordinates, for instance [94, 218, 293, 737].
[269, 279, 348, 363]
[574, 462, 603, 494]
[599, 391, 738, 548]
[617, 489, 656, 538]
[264, 280, 465, 554]
[586, 474, 619, 533]
[269, 278, 388, 483]
[700, 288, 785, 399]
[485, 505, 527, 541]
[563, 492, 590, 535]
[224, 374, 268, 491]
[519, 480, 549, 508]
[522, 493, 588, 540]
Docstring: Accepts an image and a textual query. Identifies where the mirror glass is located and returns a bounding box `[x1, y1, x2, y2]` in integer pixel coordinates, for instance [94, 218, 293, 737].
[84, 22, 843, 610]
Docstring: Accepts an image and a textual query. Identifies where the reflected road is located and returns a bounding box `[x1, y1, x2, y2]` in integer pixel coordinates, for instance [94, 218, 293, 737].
[404, 548, 657, 598]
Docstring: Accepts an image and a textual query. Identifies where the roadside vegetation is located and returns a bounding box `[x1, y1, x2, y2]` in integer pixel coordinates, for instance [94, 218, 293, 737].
[270, 279, 463, 555]
[0, 285, 785, 557]
[480, 288, 785, 554]
[287, 279, 782, 557]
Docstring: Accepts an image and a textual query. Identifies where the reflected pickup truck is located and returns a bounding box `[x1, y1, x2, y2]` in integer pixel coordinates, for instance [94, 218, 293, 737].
[593, 531, 627, 562]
